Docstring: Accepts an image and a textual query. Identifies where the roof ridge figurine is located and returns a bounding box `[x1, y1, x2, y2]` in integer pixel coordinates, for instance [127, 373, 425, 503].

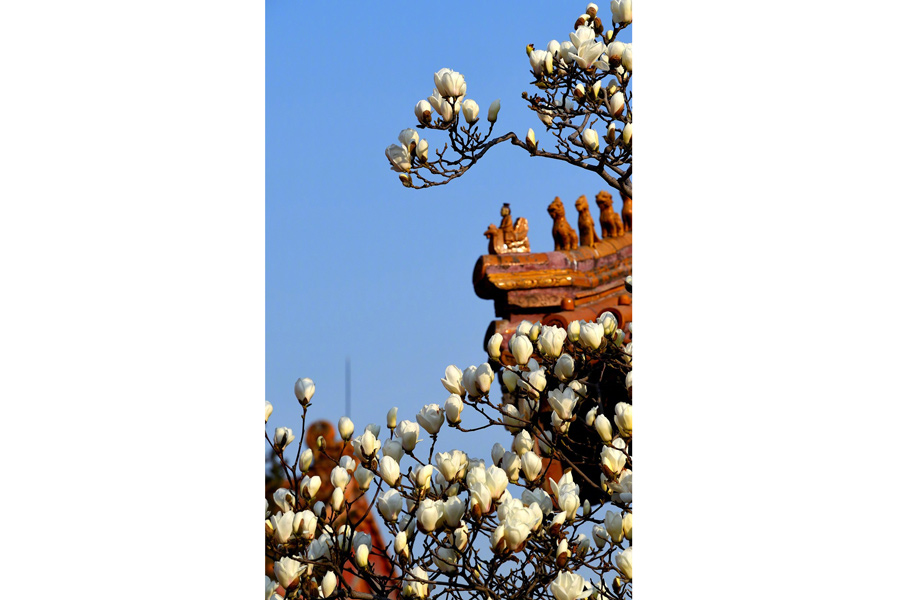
[484, 203, 530, 254]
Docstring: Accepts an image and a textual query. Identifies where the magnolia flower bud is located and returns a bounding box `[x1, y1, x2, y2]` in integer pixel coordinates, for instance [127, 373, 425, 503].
[525, 128, 537, 152]
[398, 128, 419, 153]
[502, 368, 519, 392]
[416, 499, 441, 532]
[554, 354, 576, 381]
[611, 0, 633, 25]
[622, 46, 633, 71]
[616, 547, 633, 579]
[274, 427, 295, 450]
[595, 413, 613, 442]
[487, 333, 503, 360]
[415, 99, 432, 124]
[338, 416, 354, 441]
[294, 377, 315, 405]
[461, 99, 480, 124]
[377, 489, 403, 521]
[387, 406, 398, 429]
[415, 464, 433, 489]
[443, 495, 465, 528]
[394, 529, 409, 556]
[605, 122, 616, 143]
[331, 466, 350, 491]
[383, 439, 403, 462]
[445, 394, 464, 425]
[265, 401, 273, 423]
[580, 322, 603, 350]
[567, 320, 581, 342]
[501, 451, 521, 481]
[354, 466, 375, 491]
[441, 365, 465, 396]
[355, 544, 369, 568]
[601, 442, 627, 474]
[622, 122, 632, 145]
[615, 402, 633, 437]
[380, 455, 400, 486]
[321, 571, 337, 598]
[416, 139, 428, 162]
[556, 538, 570, 567]
[330, 487, 344, 511]
[521, 451, 543, 482]
[582, 128, 600, 153]
[488, 99, 501, 123]
[609, 92, 625, 117]
[509, 334, 533, 365]
[416, 404, 444, 435]
[607, 41, 626, 63]
[623, 512, 633, 540]
[513, 430, 534, 455]
[606, 510, 625, 543]
[399, 173, 412, 187]
[586, 2, 598, 17]
[491, 442, 506, 467]
[397, 420, 420, 452]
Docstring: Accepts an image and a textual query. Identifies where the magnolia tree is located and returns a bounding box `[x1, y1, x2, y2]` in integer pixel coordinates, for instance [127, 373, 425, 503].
[265, 304, 634, 600]
[384, 2, 633, 198]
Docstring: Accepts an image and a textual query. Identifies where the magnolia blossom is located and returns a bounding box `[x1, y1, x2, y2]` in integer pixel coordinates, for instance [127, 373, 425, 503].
[605, 510, 625, 543]
[605, 122, 616, 143]
[487, 333, 503, 359]
[415, 99, 432, 124]
[330, 466, 350, 491]
[579, 322, 604, 350]
[358, 429, 380, 458]
[377, 488, 403, 521]
[616, 546, 633, 579]
[574, 40, 605, 70]
[622, 45, 633, 71]
[567, 320, 580, 342]
[522, 488, 553, 515]
[461, 99, 479, 124]
[549, 571, 590, 600]
[595, 413, 613, 442]
[383, 439, 403, 462]
[416, 139, 428, 162]
[609, 92, 625, 118]
[380, 455, 400, 486]
[385, 144, 411, 173]
[403, 566, 431, 599]
[354, 466, 374, 491]
[488, 99, 501, 123]
[301, 475, 320, 500]
[548, 387, 578, 421]
[510, 334, 534, 365]
[435, 450, 466, 483]
[274, 427, 295, 449]
[355, 544, 369, 568]
[598, 311, 618, 336]
[414, 464, 433, 490]
[387, 406, 398, 429]
[444, 394, 463, 425]
[397, 420, 420, 452]
[501, 451, 521, 481]
[607, 41, 626, 63]
[398, 128, 419, 153]
[434, 68, 466, 99]
[433, 546, 458, 574]
[338, 416, 354, 440]
[265, 401, 273, 422]
[623, 512, 633, 540]
[441, 365, 465, 396]
[274, 557, 302, 589]
[615, 402, 633, 437]
[601, 439, 628, 474]
[569, 25, 595, 50]
[294, 377, 315, 405]
[443, 495, 465, 528]
[537, 325, 567, 358]
[501, 368, 519, 393]
[513, 430, 534, 455]
[463, 362, 494, 396]
[529, 49, 552, 77]
[321, 571, 337, 598]
[298, 448, 313, 472]
[470, 481, 492, 517]
[521, 451, 543, 482]
[330, 487, 344, 511]
[526, 128, 537, 152]
[611, 0, 633, 25]
[582, 128, 600, 153]
[416, 404, 444, 435]
[273, 488, 295, 513]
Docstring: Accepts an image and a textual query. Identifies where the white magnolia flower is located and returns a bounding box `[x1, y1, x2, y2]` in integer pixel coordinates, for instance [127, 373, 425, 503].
[595, 413, 613, 442]
[266, 576, 279, 600]
[574, 40, 606, 70]
[330, 487, 344, 511]
[338, 416, 354, 441]
[601, 440, 627, 474]
[582, 128, 600, 153]
[521, 451, 543, 482]
[558, 41, 577, 64]
[537, 325, 567, 358]
[615, 402, 633, 437]
[530, 49, 551, 77]
[443, 495, 466, 527]
[397, 420, 421, 452]
[567, 320, 580, 342]
[501, 368, 519, 393]
[592, 523, 609, 547]
[461, 99, 479, 124]
[607, 41, 626, 63]
[547, 39, 561, 56]
[487, 332, 503, 359]
[414, 464, 433, 490]
[606, 510, 625, 543]
[383, 439, 403, 462]
[549, 571, 591, 600]
[387, 406, 398, 429]
[298, 448, 313, 472]
[273, 488, 295, 513]
[609, 92, 626, 118]
[441, 365, 465, 396]
[434, 68, 466, 99]
[569, 26, 596, 50]
[377, 489, 403, 522]
[470, 481, 493, 517]
[526, 128, 537, 152]
[522, 487, 553, 515]
[548, 387, 579, 421]
[416, 404, 444, 435]
[417, 498, 443, 532]
[444, 394, 464, 425]
[359, 429, 381, 458]
[274, 427, 295, 450]
[616, 546, 633, 579]
[403, 565, 431, 598]
[435, 451, 464, 483]
[416, 139, 429, 162]
[321, 571, 337, 598]
[501, 451, 521, 481]
[415, 99, 432, 124]
[273, 510, 294, 544]
[622, 45, 633, 71]
[474, 363, 495, 394]
[274, 557, 302, 590]
[265, 401, 273, 423]
[385, 144, 411, 173]
[598, 311, 618, 336]
[354, 466, 375, 491]
[611, 0, 633, 25]
[512, 430, 534, 455]
[433, 546, 458, 574]
[623, 511, 633, 540]
[509, 334, 534, 365]
[488, 99, 501, 123]
[579, 322, 604, 350]
[485, 465, 509, 500]
[605, 122, 616, 143]
[380, 455, 401, 486]
[339, 455, 356, 473]
[330, 466, 350, 491]
[294, 377, 315, 405]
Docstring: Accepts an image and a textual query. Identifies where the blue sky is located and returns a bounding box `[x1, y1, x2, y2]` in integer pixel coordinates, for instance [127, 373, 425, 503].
[266, 1, 631, 451]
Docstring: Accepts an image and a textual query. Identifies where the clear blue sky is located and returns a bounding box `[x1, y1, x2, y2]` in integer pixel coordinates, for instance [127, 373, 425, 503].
[266, 1, 631, 451]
